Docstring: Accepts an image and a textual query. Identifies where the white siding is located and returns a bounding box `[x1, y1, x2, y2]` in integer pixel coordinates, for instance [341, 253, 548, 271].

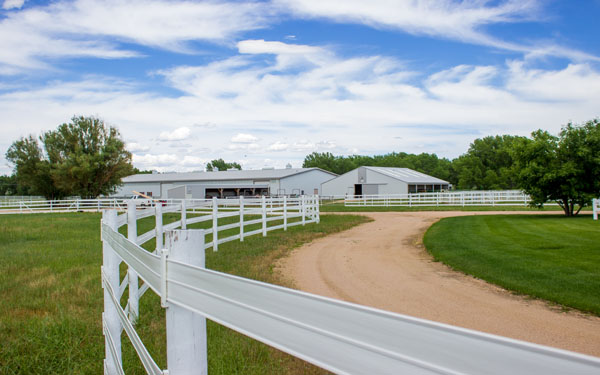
[114, 182, 161, 198]
[321, 169, 359, 196]
[280, 170, 335, 195]
[365, 169, 408, 194]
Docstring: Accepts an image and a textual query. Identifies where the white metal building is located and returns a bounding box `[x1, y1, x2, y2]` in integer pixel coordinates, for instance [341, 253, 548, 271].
[321, 166, 450, 196]
[115, 168, 337, 199]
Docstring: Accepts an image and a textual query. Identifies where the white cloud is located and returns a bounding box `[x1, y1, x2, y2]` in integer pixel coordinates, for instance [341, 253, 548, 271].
[133, 153, 179, 167]
[126, 142, 150, 153]
[228, 143, 260, 151]
[158, 127, 190, 141]
[231, 133, 258, 143]
[3, 0, 25, 10]
[275, 0, 598, 62]
[316, 140, 336, 150]
[181, 156, 207, 167]
[268, 141, 289, 151]
[292, 140, 316, 152]
[0, 0, 269, 74]
[238, 39, 324, 56]
[1, 40, 599, 174]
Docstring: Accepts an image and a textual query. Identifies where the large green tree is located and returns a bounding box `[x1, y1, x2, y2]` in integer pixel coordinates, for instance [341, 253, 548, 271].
[205, 158, 241, 172]
[512, 119, 600, 216]
[453, 135, 525, 190]
[6, 116, 134, 199]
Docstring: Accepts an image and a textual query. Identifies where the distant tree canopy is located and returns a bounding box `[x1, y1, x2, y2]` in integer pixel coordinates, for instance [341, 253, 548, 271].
[512, 119, 600, 216]
[303, 152, 455, 183]
[5, 116, 134, 199]
[302, 118, 600, 216]
[206, 159, 241, 172]
[453, 135, 525, 190]
[0, 174, 29, 195]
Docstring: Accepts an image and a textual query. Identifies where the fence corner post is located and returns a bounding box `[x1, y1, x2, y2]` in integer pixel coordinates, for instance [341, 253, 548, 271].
[126, 201, 139, 323]
[181, 200, 187, 230]
[261, 195, 267, 237]
[239, 196, 245, 241]
[301, 195, 306, 226]
[155, 203, 164, 253]
[283, 195, 288, 230]
[315, 195, 320, 224]
[102, 209, 122, 374]
[212, 197, 218, 251]
[165, 230, 208, 375]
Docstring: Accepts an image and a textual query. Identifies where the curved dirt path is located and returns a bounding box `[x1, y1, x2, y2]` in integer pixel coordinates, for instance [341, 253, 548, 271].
[277, 211, 600, 357]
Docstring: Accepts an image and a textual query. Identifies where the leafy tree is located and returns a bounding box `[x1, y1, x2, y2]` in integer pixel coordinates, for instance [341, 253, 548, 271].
[453, 135, 524, 190]
[206, 159, 241, 172]
[6, 116, 134, 199]
[512, 119, 600, 216]
[132, 168, 154, 174]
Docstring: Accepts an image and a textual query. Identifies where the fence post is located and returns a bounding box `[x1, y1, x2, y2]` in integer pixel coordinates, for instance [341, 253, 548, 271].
[239, 196, 245, 241]
[165, 230, 208, 375]
[126, 201, 139, 323]
[76, 199, 80, 211]
[301, 195, 306, 226]
[283, 195, 288, 230]
[594, 198, 598, 220]
[181, 200, 187, 230]
[155, 204, 163, 253]
[315, 195, 320, 223]
[262, 195, 267, 237]
[212, 197, 218, 251]
[102, 209, 122, 374]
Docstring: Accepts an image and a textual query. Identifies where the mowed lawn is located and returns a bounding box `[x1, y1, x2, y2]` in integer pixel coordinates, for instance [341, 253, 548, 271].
[0, 212, 370, 374]
[423, 215, 600, 315]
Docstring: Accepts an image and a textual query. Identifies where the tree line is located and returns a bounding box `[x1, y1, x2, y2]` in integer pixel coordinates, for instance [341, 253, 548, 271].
[303, 119, 600, 216]
[3, 116, 599, 216]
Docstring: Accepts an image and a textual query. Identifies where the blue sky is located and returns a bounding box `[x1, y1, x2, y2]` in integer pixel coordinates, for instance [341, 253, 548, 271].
[1, 0, 599, 174]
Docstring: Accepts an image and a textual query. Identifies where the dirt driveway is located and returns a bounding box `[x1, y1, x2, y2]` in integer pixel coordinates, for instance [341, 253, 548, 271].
[277, 211, 600, 357]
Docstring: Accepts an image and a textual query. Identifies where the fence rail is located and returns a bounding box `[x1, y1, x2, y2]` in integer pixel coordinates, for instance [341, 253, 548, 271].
[345, 190, 538, 207]
[101, 196, 600, 374]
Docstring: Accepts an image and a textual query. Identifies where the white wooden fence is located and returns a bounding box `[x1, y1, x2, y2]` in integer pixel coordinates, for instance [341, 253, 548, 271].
[101, 197, 600, 374]
[0, 198, 127, 213]
[345, 190, 536, 207]
[593, 198, 599, 220]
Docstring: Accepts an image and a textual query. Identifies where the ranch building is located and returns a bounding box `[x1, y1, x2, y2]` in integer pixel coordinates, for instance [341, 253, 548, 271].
[115, 167, 337, 199]
[321, 166, 450, 196]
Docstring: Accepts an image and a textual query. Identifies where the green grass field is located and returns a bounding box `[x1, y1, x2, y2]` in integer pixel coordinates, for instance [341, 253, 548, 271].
[0, 212, 370, 374]
[423, 215, 600, 315]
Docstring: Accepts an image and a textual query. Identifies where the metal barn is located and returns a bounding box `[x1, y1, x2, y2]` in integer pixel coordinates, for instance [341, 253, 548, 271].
[321, 166, 450, 196]
[115, 168, 337, 199]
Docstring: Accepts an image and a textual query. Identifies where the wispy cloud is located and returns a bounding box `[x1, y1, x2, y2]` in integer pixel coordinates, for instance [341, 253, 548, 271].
[0, 0, 270, 74]
[2, 0, 25, 10]
[275, 0, 598, 62]
[158, 127, 191, 142]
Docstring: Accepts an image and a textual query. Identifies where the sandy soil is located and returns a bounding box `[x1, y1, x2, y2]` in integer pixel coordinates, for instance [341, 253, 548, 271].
[276, 211, 600, 357]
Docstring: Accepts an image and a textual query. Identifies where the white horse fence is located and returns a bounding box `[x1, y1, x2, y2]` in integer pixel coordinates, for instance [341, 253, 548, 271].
[345, 190, 535, 207]
[593, 198, 599, 220]
[0, 198, 127, 213]
[101, 196, 600, 374]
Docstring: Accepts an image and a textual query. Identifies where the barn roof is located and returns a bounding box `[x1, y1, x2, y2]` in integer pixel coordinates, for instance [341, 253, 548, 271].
[122, 168, 336, 183]
[364, 167, 449, 184]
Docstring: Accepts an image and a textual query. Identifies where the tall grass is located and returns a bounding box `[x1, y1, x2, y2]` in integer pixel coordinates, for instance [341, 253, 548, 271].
[0, 212, 370, 374]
